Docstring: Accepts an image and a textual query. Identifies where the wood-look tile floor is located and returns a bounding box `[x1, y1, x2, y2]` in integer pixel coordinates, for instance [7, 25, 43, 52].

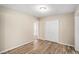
[2, 39, 79, 54]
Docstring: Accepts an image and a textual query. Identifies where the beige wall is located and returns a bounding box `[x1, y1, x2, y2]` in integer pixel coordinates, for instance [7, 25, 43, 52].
[0, 7, 37, 52]
[39, 13, 74, 46]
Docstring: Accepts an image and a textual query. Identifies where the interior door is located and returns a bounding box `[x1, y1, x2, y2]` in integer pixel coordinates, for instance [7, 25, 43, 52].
[45, 20, 59, 42]
[34, 20, 39, 39]
[75, 16, 79, 51]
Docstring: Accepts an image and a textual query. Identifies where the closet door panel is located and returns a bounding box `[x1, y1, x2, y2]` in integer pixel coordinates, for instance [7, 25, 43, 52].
[45, 20, 59, 42]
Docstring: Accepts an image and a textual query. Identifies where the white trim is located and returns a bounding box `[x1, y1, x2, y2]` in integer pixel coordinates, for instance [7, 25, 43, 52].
[0, 39, 74, 54]
[75, 47, 79, 52]
[57, 42, 74, 47]
[0, 40, 33, 54]
[40, 39, 74, 47]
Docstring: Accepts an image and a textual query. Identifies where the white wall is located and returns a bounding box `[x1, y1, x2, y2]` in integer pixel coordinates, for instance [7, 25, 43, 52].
[0, 7, 37, 52]
[39, 13, 74, 46]
[0, 6, 75, 52]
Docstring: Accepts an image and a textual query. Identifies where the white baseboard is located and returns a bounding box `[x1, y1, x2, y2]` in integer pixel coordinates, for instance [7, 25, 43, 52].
[40, 39, 74, 47]
[0, 40, 33, 54]
[0, 39, 74, 54]
[75, 47, 79, 52]
[57, 42, 74, 47]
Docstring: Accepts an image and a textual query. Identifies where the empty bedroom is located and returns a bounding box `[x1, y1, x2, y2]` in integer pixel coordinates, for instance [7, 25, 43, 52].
[0, 4, 79, 54]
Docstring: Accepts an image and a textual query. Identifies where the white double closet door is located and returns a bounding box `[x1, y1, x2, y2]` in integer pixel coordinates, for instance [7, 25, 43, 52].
[45, 20, 59, 42]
